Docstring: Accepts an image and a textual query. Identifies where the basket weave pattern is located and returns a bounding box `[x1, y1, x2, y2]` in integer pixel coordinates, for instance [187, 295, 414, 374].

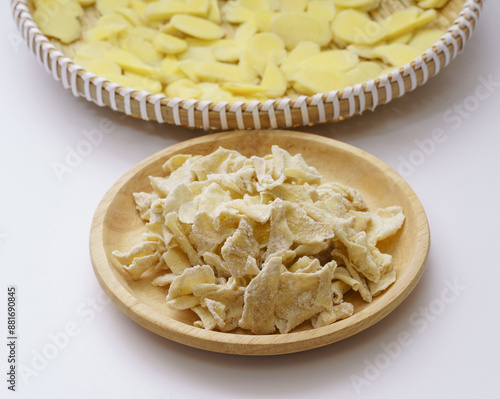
[12, 0, 483, 130]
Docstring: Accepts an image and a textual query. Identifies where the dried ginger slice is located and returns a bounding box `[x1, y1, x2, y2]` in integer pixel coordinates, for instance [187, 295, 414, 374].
[274, 261, 336, 333]
[239, 257, 282, 334]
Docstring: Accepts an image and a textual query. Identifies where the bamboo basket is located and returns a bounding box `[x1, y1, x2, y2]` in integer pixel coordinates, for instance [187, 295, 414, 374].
[12, 0, 483, 130]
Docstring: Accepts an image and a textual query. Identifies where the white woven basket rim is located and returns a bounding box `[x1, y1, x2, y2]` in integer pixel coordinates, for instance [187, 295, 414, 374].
[11, 0, 483, 130]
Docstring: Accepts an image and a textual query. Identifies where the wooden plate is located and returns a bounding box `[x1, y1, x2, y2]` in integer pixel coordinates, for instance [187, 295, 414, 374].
[89, 130, 430, 355]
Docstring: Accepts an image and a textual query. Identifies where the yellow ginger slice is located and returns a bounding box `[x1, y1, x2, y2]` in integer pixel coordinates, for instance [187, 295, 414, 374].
[271, 12, 332, 49]
[130, 0, 147, 16]
[409, 29, 445, 52]
[280, 0, 308, 12]
[82, 59, 122, 77]
[293, 67, 350, 95]
[114, 7, 141, 26]
[165, 78, 201, 99]
[159, 56, 185, 83]
[382, 7, 437, 41]
[122, 36, 163, 66]
[207, 0, 222, 23]
[234, 22, 263, 42]
[153, 33, 188, 55]
[194, 62, 244, 83]
[197, 83, 236, 102]
[246, 33, 287, 76]
[74, 42, 113, 61]
[33, 1, 81, 44]
[280, 41, 321, 78]
[179, 42, 217, 62]
[334, 0, 380, 11]
[391, 32, 414, 44]
[96, 0, 130, 15]
[307, 1, 336, 21]
[77, 0, 95, 6]
[145, 0, 210, 22]
[212, 23, 257, 64]
[239, 0, 273, 11]
[127, 26, 158, 42]
[346, 61, 383, 85]
[254, 11, 276, 32]
[331, 9, 386, 46]
[300, 50, 359, 73]
[221, 1, 255, 24]
[213, 40, 240, 62]
[169, 14, 224, 40]
[347, 44, 377, 60]
[85, 14, 130, 42]
[372, 43, 422, 66]
[220, 83, 265, 96]
[103, 48, 159, 76]
[105, 73, 163, 93]
[417, 0, 450, 9]
[34, 0, 83, 17]
[261, 58, 288, 97]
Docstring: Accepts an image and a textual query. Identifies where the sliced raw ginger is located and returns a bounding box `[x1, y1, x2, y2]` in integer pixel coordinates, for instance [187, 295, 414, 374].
[153, 33, 188, 55]
[307, 0, 336, 21]
[144, 0, 210, 22]
[381, 6, 438, 41]
[331, 9, 386, 46]
[36, 0, 450, 100]
[371, 43, 423, 67]
[417, 0, 450, 9]
[85, 14, 130, 42]
[194, 61, 244, 83]
[165, 78, 202, 99]
[334, 0, 381, 11]
[300, 50, 360, 73]
[77, 0, 95, 6]
[409, 29, 446, 52]
[33, 0, 83, 44]
[79, 59, 122, 77]
[280, 41, 321, 78]
[96, 0, 130, 16]
[167, 14, 225, 40]
[292, 67, 350, 96]
[345, 61, 383, 86]
[105, 72, 163, 93]
[122, 35, 163, 66]
[270, 12, 332, 49]
[245, 33, 287, 77]
[260, 57, 288, 97]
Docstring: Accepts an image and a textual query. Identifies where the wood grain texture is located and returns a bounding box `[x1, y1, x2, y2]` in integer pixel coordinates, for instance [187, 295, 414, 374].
[89, 130, 430, 355]
[15, 0, 481, 130]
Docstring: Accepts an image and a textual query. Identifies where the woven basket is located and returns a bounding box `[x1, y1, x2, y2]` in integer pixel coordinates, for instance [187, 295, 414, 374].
[12, 0, 483, 130]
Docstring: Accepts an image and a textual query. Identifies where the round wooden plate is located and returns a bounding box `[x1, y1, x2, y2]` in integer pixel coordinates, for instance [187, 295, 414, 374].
[90, 130, 430, 355]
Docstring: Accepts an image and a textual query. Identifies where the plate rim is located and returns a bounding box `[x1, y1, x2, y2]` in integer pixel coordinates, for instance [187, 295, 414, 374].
[89, 130, 430, 355]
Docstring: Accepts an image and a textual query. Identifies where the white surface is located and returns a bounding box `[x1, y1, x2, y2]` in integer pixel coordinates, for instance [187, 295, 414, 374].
[2, 3, 499, 398]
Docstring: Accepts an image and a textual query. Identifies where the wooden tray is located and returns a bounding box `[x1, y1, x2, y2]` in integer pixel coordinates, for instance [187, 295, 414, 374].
[89, 130, 430, 355]
[12, 0, 482, 130]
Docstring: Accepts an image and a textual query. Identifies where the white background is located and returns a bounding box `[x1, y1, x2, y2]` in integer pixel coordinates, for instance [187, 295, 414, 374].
[2, 2, 499, 398]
